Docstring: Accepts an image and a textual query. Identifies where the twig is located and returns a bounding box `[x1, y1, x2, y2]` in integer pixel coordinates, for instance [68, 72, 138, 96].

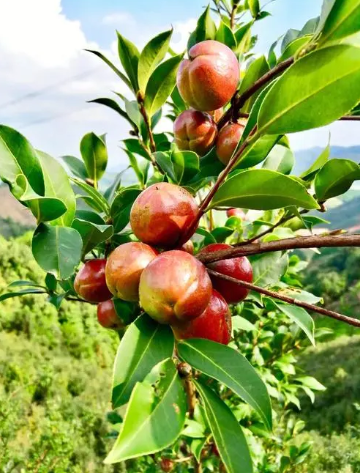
[207, 269, 360, 328]
[240, 209, 309, 245]
[217, 57, 295, 129]
[138, 100, 156, 153]
[185, 378, 197, 418]
[194, 460, 203, 473]
[340, 116, 360, 121]
[230, 5, 236, 30]
[197, 234, 360, 264]
[179, 127, 258, 245]
[66, 296, 96, 305]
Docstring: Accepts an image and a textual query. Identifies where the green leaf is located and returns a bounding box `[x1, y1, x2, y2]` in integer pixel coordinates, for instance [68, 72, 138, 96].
[123, 139, 149, 160]
[113, 299, 139, 326]
[0, 288, 46, 302]
[80, 132, 108, 186]
[61, 155, 88, 180]
[103, 167, 130, 203]
[178, 339, 272, 430]
[19, 188, 67, 223]
[138, 29, 173, 92]
[117, 33, 140, 92]
[112, 314, 175, 408]
[71, 177, 110, 215]
[125, 150, 149, 187]
[300, 143, 330, 182]
[238, 56, 270, 112]
[88, 98, 132, 126]
[36, 150, 76, 226]
[8, 280, 44, 289]
[315, 158, 360, 200]
[144, 54, 183, 116]
[251, 252, 288, 287]
[234, 22, 253, 55]
[0, 125, 44, 198]
[274, 302, 315, 346]
[85, 49, 132, 90]
[215, 21, 237, 49]
[32, 223, 82, 279]
[105, 359, 186, 463]
[262, 145, 295, 175]
[210, 170, 319, 210]
[195, 381, 253, 473]
[248, 0, 260, 18]
[319, 0, 360, 45]
[296, 376, 326, 391]
[72, 219, 113, 256]
[188, 5, 217, 51]
[211, 226, 234, 243]
[171, 150, 200, 184]
[278, 36, 312, 63]
[232, 316, 257, 332]
[281, 29, 300, 52]
[190, 438, 207, 463]
[258, 45, 360, 135]
[111, 188, 142, 233]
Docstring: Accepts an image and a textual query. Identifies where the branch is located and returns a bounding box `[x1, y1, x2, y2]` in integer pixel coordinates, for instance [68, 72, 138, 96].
[66, 296, 96, 305]
[207, 269, 360, 328]
[179, 128, 258, 245]
[197, 234, 360, 264]
[217, 57, 295, 129]
[339, 116, 360, 121]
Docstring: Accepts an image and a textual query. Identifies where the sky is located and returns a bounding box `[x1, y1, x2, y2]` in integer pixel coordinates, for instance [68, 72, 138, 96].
[0, 0, 359, 170]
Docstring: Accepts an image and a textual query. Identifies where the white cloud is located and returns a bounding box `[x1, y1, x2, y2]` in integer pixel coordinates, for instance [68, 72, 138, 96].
[102, 12, 135, 26]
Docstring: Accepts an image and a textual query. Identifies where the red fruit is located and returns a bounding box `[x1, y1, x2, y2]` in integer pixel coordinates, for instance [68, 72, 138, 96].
[105, 242, 158, 301]
[74, 259, 112, 303]
[177, 40, 240, 111]
[181, 240, 194, 255]
[97, 300, 124, 330]
[209, 107, 223, 123]
[130, 183, 199, 249]
[216, 121, 246, 165]
[174, 109, 217, 156]
[139, 250, 212, 325]
[160, 458, 174, 472]
[227, 208, 246, 220]
[199, 243, 253, 304]
[173, 290, 231, 345]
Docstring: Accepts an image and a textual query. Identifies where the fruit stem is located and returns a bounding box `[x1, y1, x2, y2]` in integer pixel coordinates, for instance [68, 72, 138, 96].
[207, 268, 360, 328]
[197, 234, 360, 264]
[217, 57, 295, 130]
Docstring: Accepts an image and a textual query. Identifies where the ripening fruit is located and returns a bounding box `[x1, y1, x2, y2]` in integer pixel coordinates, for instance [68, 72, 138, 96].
[227, 208, 246, 220]
[74, 259, 112, 303]
[130, 182, 199, 249]
[173, 109, 217, 156]
[209, 107, 223, 123]
[181, 239, 194, 255]
[199, 243, 253, 304]
[216, 121, 246, 165]
[105, 242, 158, 301]
[160, 458, 175, 472]
[97, 300, 124, 330]
[177, 40, 240, 111]
[173, 290, 231, 345]
[139, 250, 212, 325]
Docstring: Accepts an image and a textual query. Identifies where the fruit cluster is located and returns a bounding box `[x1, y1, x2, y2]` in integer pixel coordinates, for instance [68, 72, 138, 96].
[74, 40, 253, 345]
[174, 40, 246, 164]
[74, 182, 252, 345]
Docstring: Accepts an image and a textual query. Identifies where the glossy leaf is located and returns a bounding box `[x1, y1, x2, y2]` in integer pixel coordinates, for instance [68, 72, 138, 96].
[262, 145, 295, 175]
[315, 158, 360, 200]
[61, 155, 88, 180]
[281, 29, 300, 53]
[0, 125, 44, 198]
[234, 21, 253, 55]
[258, 45, 360, 135]
[36, 150, 76, 226]
[113, 299, 139, 326]
[188, 5, 217, 51]
[238, 56, 270, 112]
[319, 0, 360, 45]
[144, 54, 183, 116]
[215, 21, 236, 49]
[112, 314, 174, 408]
[248, 0, 260, 18]
[0, 288, 46, 302]
[88, 98, 132, 125]
[251, 252, 288, 287]
[103, 167, 130, 203]
[178, 339, 272, 430]
[195, 381, 253, 473]
[71, 177, 110, 215]
[278, 35, 311, 63]
[300, 143, 330, 181]
[125, 150, 149, 187]
[210, 170, 319, 210]
[19, 188, 67, 223]
[138, 29, 173, 92]
[106, 359, 186, 463]
[111, 188, 141, 233]
[117, 33, 140, 92]
[72, 219, 113, 255]
[32, 223, 82, 279]
[80, 133, 108, 185]
[275, 302, 315, 346]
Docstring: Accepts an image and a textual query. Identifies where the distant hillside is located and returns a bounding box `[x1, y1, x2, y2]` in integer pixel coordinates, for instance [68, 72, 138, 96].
[0, 185, 35, 226]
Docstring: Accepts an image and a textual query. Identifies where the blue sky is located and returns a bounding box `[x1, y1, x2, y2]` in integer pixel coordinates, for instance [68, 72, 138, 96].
[0, 0, 359, 168]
